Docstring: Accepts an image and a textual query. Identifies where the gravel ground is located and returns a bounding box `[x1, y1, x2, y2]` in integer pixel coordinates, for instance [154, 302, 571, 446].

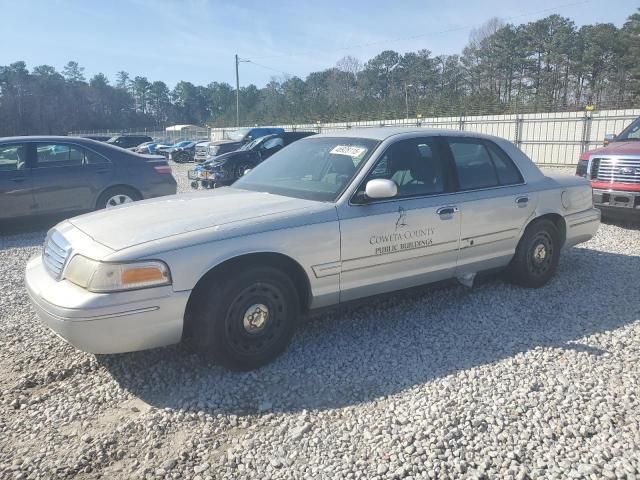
[1, 163, 639, 480]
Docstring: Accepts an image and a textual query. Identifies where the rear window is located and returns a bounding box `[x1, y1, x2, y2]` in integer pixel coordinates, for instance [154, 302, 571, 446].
[449, 140, 499, 190]
[448, 138, 523, 190]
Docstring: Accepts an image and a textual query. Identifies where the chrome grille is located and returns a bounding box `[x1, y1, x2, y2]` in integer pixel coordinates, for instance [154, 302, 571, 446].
[43, 231, 71, 280]
[593, 157, 640, 184]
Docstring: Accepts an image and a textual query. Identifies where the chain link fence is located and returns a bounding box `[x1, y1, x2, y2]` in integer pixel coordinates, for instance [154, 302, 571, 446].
[71, 108, 639, 167]
[69, 126, 210, 143]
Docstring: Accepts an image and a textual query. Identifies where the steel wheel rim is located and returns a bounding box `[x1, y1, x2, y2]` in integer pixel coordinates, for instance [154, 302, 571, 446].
[527, 231, 554, 276]
[105, 194, 133, 208]
[225, 282, 287, 356]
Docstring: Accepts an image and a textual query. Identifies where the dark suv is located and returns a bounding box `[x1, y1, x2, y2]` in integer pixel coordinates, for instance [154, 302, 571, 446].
[106, 135, 153, 149]
[0, 136, 176, 221]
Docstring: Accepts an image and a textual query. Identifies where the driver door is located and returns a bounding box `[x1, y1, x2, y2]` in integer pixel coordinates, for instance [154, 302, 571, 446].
[337, 137, 461, 302]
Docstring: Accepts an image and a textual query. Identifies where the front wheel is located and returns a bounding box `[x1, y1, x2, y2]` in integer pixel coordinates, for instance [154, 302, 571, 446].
[508, 219, 560, 288]
[192, 266, 300, 370]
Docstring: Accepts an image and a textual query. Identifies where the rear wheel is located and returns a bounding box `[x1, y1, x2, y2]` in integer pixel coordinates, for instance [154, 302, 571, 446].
[96, 187, 141, 210]
[508, 219, 560, 288]
[191, 266, 300, 370]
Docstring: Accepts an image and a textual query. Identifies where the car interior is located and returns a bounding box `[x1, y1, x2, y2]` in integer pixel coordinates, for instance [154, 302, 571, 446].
[0, 145, 25, 171]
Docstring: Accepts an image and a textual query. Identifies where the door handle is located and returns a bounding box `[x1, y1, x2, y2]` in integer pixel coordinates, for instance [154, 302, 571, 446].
[516, 196, 529, 207]
[436, 205, 459, 217]
[11, 177, 26, 183]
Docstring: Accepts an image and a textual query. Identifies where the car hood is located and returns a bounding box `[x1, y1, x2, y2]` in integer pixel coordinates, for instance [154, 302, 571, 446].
[587, 141, 640, 156]
[67, 188, 326, 251]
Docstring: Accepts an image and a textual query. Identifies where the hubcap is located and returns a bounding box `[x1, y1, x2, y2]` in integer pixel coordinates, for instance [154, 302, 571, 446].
[527, 231, 554, 276]
[533, 244, 547, 263]
[225, 282, 287, 356]
[243, 303, 269, 333]
[106, 194, 133, 208]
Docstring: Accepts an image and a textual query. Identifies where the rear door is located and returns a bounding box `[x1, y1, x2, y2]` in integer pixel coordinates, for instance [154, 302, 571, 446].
[31, 142, 111, 215]
[443, 137, 537, 275]
[0, 142, 34, 220]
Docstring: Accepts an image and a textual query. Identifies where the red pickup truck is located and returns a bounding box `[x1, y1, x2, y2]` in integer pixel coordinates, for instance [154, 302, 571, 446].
[576, 116, 640, 219]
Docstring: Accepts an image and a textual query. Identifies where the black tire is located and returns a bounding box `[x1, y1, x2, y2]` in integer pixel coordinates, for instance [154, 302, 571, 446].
[192, 266, 300, 370]
[96, 186, 141, 210]
[508, 219, 560, 288]
[235, 162, 253, 179]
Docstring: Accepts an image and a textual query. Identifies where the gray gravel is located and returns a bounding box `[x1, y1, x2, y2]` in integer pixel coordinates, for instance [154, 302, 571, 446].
[1, 163, 639, 479]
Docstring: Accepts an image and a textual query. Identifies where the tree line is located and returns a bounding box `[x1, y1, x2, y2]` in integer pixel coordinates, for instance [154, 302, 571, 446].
[1, 9, 638, 136]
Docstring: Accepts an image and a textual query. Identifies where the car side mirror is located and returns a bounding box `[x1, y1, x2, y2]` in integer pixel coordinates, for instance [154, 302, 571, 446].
[604, 133, 616, 145]
[365, 179, 398, 200]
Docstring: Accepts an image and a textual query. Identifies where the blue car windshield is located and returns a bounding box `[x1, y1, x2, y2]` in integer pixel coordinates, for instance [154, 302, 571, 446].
[175, 141, 191, 147]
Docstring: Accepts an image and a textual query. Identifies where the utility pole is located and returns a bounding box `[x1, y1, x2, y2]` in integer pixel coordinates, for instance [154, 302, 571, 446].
[405, 83, 413, 120]
[235, 54, 250, 128]
[235, 54, 240, 128]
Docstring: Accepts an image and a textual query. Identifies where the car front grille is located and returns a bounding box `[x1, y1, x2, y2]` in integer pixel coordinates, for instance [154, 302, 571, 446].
[43, 231, 71, 280]
[592, 157, 640, 184]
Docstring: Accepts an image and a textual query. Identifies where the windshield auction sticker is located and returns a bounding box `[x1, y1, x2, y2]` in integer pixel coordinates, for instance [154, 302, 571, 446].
[330, 145, 367, 157]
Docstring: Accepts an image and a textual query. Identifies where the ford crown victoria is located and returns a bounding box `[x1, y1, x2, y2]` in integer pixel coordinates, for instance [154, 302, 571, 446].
[25, 129, 600, 370]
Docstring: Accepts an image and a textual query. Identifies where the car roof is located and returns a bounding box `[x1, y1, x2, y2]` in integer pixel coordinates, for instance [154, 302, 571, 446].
[0, 135, 101, 143]
[311, 127, 498, 141]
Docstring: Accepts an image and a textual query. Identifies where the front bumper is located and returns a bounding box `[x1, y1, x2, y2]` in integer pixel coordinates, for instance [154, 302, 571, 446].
[25, 256, 189, 354]
[593, 188, 640, 215]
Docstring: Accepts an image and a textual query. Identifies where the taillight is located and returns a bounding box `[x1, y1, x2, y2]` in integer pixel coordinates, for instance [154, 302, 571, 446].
[154, 165, 172, 175]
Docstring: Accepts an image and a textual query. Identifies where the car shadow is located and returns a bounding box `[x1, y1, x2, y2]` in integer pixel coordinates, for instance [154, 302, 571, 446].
[601, 216, 640, 231]
[98, 246, 640, 415]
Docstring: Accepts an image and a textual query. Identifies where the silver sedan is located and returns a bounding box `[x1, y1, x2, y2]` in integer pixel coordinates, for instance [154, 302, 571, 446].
[25, 128, 600, 370]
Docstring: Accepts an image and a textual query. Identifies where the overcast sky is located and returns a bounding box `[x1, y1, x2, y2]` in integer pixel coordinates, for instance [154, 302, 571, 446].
[1, 0, 637, 88]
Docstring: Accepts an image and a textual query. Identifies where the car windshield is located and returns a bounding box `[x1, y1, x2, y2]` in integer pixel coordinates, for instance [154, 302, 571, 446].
[175, 141, 191, 147]
[233, 137, 378, 202]
[615, 117, 640, 141]
[106, 136, 120, 143]
[240, 135, 272, 151]
[226, 128, 251, 141]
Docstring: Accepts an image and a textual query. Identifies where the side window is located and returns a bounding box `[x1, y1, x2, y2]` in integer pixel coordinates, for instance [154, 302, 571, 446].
[362, 138, 448, 198]
[35, 143, 84, 168]
[448, 140, 499, 190]
[263, 137, 284, 150]
[485, 141, 523, 185]
[0, 144, 26, 171]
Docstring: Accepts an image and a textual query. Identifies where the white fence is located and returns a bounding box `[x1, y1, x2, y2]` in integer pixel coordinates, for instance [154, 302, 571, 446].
[210, 109, 640, 167]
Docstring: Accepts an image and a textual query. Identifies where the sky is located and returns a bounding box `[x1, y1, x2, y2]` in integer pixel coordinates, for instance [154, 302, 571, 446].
[1, 0, 637, 88]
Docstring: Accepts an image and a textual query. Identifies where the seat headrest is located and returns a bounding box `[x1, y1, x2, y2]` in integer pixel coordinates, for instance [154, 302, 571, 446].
[330, 154, 356, 175]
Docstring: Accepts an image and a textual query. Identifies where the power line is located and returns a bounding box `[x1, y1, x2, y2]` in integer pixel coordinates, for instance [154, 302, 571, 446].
[249, 0, 591, 61]
[244, 60, 297, 78]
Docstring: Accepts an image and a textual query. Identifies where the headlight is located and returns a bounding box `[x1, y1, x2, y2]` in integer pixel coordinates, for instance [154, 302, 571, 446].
[209, 146, 220, 155]
[65, 255, 172, 292]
